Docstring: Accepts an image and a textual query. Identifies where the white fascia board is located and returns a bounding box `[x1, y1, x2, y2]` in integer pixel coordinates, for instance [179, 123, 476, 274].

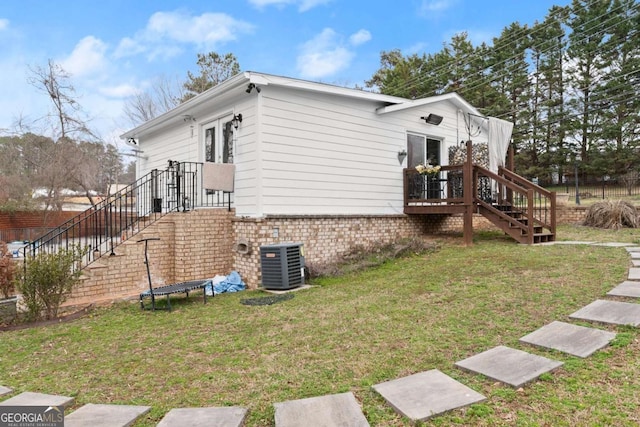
[376, 92, 481, 116]
[246, 71, 407, 104]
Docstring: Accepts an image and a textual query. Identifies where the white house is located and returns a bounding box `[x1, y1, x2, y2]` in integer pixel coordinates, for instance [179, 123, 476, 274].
[120, 72, 500, 287]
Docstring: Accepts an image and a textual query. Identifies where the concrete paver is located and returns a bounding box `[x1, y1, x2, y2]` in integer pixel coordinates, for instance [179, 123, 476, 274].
[630, 251, 640, 259]
[592, 242, 633, 247]
[454, 346, 563, 388]
[274, 392, 369, 427]
[519, 321, 616, 358]
[0, 391, 74, 408]
[0, 386, 11, 397]
[625, 247, 640, 252]
[372, 369, 486, 422]
[627, 268, 640, 280]
[157, 407, 248, 427]
[570, 299, 640, 326]
[607, 281, 640, 298]
[65, 403, 151, 427]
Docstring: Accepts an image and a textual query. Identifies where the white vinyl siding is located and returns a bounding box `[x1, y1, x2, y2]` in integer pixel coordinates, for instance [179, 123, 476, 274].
[256, 87, 406, 216]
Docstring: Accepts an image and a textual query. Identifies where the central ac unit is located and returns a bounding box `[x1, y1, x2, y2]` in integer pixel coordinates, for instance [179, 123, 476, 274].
[260, 243, 304, 290]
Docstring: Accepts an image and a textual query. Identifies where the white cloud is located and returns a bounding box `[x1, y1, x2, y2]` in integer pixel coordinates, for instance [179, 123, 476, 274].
[349, 29, 371, 46]
[248, 0, 330, 12]
[297, 28, 354, 79]
[0, 18, 9, 31]
[298, 0, 331, 12]
[99, 83, 139, 98]
[61, 36, 109, 77]
[115, 11, 253, 60]
[420, 0, 455, 13]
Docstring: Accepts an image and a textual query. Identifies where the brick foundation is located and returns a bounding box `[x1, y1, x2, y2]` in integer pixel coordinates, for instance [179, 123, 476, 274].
[64, 206, 562, 307]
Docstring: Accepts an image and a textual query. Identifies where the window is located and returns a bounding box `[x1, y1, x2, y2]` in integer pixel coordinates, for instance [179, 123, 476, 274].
[407, 134, 441, 167]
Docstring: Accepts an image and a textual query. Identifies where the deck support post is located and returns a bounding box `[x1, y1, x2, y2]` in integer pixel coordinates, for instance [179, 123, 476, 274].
[463, 140, 474, 246]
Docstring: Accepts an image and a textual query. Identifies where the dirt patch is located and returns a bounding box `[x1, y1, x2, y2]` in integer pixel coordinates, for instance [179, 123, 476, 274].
[0, 304, 94, 332]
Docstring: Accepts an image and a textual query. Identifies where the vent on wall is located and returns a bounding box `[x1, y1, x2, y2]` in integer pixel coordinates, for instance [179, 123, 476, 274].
[260, 243, 304, 290]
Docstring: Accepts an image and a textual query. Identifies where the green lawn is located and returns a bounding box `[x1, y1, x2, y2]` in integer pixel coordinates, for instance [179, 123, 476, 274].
[1, 226, 640, 426]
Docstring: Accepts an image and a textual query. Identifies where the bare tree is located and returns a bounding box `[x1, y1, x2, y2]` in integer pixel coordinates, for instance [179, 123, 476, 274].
[122, 75, 184, 127]
[27, 60, 97, 142]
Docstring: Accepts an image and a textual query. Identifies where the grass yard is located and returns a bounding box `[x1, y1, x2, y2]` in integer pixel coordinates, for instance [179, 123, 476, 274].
[1, 225, 640, 426]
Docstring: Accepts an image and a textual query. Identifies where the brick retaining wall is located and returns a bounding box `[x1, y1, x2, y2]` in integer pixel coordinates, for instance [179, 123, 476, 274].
[66, 209, 235, 307]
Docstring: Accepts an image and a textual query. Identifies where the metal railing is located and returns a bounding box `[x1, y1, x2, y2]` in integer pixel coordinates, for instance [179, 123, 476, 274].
[23, 161, 233, 269]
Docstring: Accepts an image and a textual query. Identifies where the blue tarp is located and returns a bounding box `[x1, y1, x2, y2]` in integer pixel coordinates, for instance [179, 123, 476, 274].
[205, 271, 246, 296]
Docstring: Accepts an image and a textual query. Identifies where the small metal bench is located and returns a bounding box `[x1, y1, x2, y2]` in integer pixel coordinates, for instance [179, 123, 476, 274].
[138, 237, 212, 311]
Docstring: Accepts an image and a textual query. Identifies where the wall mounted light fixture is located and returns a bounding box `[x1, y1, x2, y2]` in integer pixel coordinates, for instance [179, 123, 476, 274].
[246, 83, 261, 93]
[420, 113, 443, 125]
[232, 113, 243, 129]
[397, 149, 407, 164]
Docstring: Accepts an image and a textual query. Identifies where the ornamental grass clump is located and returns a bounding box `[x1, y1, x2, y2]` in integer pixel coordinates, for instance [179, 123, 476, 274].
[583, 200, 639, 230]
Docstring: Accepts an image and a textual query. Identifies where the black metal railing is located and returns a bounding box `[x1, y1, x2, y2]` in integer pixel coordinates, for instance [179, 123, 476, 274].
[23, 161, 233, 269]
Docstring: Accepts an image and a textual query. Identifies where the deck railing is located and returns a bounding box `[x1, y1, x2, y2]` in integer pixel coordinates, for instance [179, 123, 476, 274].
[404, 162, 556, 244]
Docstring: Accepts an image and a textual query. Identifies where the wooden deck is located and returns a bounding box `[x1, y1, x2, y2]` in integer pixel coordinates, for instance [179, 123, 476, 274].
[403, 147, 556, 245]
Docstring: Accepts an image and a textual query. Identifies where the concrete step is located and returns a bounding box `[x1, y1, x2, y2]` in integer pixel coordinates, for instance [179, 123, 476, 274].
[157, 407, 248, 427]
[0, 391, 74, 408]
[570, 299, 640, 327]
[372, 369, 486, 422]
[274, 392, 369, 427]
[520, 321, 616, 358]
[65, 403, 151, 427]
[455, 345, 563, 388]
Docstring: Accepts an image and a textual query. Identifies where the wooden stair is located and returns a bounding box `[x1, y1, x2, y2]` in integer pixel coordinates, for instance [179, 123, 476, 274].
[477, 202, 555, 244]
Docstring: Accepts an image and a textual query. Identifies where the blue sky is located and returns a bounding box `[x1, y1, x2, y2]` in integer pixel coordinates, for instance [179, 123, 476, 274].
[0, 0, 569, 148]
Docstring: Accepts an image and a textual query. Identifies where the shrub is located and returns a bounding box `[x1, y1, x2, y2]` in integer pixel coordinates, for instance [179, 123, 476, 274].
[15, 245, 88, 321]
[0, 242, 16, 299]
[583, 200, 639, 230]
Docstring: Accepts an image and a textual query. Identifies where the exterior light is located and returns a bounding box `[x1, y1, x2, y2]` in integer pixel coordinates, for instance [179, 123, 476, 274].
[232, 113, 243, 130]
[420, 113, 443, 126]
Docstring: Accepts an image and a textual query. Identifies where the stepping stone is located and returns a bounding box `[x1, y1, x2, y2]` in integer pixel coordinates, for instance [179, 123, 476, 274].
[372, 369, 486, 422]
[628, 268, 640, 280]
[0, 391, 74, 408]
[274, 392, 369, 427]
[608, 281, 640, 298]
[570, 299, 640, 326]
[65, 403, 151, 427]
[549, 241, 593, 246]
[625, 247, 640, 252]
[454, 346, 563, 388]
[519, 321, 616, 358]
[592, 242, 632, 247]
[632, 260, 640, 267]
[157, 407, 248, 427]
[0, 386, 11, 397]
[629, 252, 640, 260]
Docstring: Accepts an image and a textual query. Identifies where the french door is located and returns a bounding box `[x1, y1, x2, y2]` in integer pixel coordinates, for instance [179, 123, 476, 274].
[407, 134, 442, 200]
[203, 116, 235, 203]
